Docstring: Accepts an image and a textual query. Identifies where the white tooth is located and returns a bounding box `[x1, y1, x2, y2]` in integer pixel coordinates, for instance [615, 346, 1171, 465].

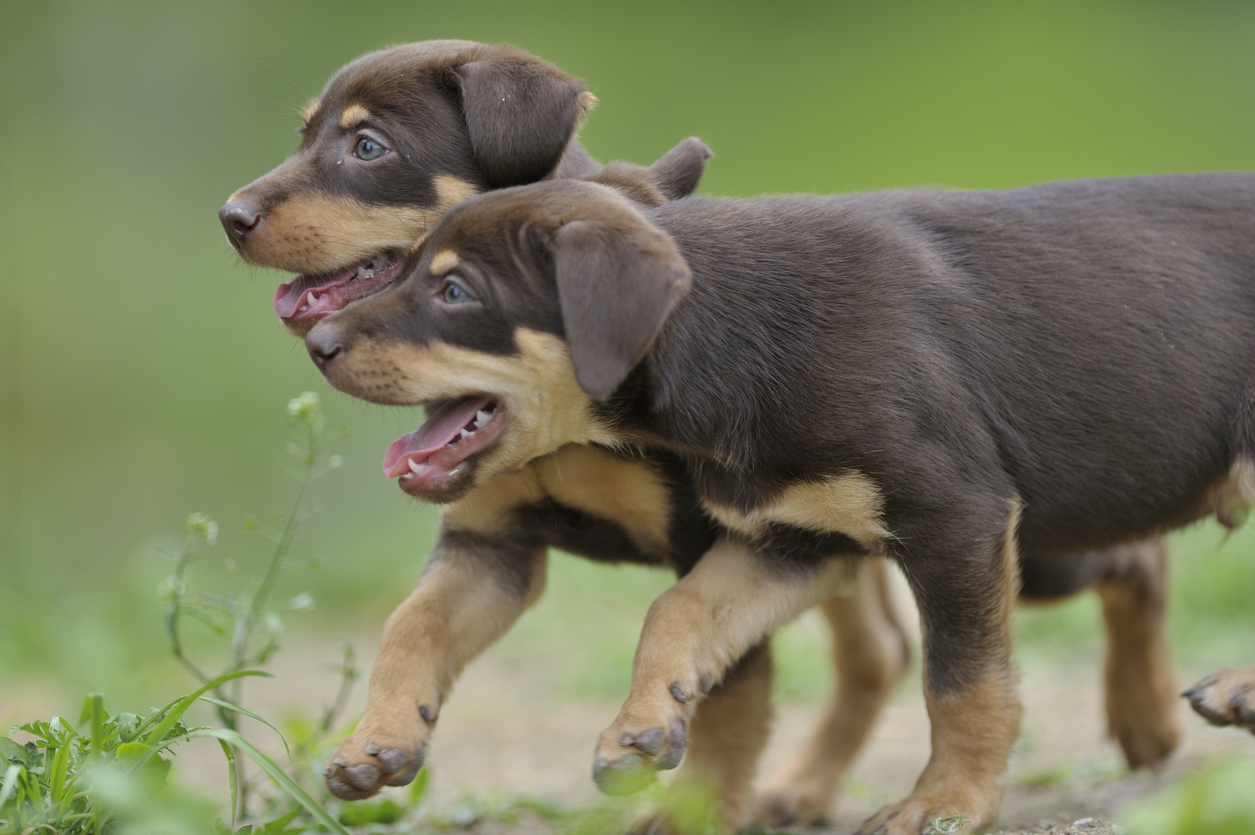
[306, 291, 317, 306]
[357, 264, 373, 280]
[475, 410, 491, 427]
[408, 459, 422, 474]
[460, 428, 473, 440]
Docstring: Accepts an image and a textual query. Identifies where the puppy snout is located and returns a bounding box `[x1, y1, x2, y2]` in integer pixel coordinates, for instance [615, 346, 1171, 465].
[219, 200, 263, 246]
[306, 324, 345, 371]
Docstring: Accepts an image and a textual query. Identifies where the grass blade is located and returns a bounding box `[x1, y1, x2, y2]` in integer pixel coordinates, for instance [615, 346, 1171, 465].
[217, 737, 238, 828]
[199, 696, 292, 760]
[0, 763, 21, 808]
[142, 669, 271, 744]
[184, 727, 350, 835]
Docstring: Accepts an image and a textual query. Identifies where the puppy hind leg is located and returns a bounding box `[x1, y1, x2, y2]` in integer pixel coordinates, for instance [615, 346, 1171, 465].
[1092, 539, 1181, 769]
[757, 559, 910, 827]
[593, 538, 858, 797]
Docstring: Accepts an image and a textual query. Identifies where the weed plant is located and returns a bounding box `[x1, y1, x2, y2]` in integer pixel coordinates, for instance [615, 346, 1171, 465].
[0, 394, 421, 834]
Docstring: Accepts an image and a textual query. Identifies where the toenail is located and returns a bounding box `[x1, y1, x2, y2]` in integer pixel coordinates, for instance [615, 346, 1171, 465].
[668, 681, 692, 704]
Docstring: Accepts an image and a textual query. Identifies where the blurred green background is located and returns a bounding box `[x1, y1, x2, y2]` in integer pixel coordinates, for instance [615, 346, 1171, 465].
[4, 0, 1255, 716]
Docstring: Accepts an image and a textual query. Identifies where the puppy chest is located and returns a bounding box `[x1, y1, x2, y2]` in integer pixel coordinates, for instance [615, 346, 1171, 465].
[699, 473, 890, 553]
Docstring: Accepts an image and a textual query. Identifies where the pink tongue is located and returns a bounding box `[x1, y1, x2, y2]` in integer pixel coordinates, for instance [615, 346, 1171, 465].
[273, 264, 357, 318]
[383, 396, 495, 477]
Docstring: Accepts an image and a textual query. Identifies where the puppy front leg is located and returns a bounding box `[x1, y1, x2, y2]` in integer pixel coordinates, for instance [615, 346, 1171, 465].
[630, 642, 775, 835]
[325, 528, 546, 800]
[592, 538, 858, 797]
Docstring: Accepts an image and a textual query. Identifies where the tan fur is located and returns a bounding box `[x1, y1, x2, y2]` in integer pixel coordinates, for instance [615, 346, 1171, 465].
[595, 540, 859, 777]
[860, 674, 1021, 834]
[228, 176, 478, 275]
[663, 645, 774, 833]
[576, 90, 598, 120]
[702, 473, 890, 551]
[532, 447, 674, 554]
[329, 328, 619, 483]
[758, 560, 910, 827]
[429, 249, 461, 275]
[997, 498, 1024, 649]
[339, 103, 371, 129]
[330, 539, 548, 793]
[300, 98, 320, 125]
[231, 191, 433, 274]
[433, 174, 480, 210]
[1186, 666, 1255, 729]
[442, 445, 674, 557]
[1095, 549, 1182, 769]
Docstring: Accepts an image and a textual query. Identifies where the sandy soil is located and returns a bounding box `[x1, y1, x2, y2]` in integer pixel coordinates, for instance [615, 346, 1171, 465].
[6, 618, 1252, 834]
[109, 626, 1248, 835]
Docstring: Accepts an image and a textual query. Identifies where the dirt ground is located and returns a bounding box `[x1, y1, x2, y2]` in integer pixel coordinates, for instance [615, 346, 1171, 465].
[6, 621, 1252, 835]
[146, 626, 1252, 835]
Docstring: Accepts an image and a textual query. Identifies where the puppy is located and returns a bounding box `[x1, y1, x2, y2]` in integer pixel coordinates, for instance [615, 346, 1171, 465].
[220, 40, 1182, 831]
[220, 40, 599, 336]
[307, 173, 1255, 833]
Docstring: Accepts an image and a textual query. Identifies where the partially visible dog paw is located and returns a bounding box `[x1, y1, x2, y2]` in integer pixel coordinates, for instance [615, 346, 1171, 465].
[757, 782, 830, 828]
[1183, 666, 1255, 732]
[593, 687, 694, 796]
[324, 733, 425, 800]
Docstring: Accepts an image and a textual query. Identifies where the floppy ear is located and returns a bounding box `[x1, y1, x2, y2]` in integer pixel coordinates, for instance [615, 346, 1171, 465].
[452, 60, 595, 188]
[552, 212, 692, 400]
[648, 137, 714, 201]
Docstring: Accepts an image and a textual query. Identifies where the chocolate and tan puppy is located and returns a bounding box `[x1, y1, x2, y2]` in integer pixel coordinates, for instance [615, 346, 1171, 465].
[308, 173, 1255, 832]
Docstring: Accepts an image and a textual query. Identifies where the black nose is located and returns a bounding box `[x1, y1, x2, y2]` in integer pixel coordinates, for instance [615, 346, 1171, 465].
[219, 200, 263, 246]
[306, 325, 344, 371]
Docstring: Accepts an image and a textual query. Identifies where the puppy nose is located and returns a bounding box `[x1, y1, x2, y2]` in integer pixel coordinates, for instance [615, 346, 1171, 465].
[306, 325, 344, 371]
[219, 200, 263, 245]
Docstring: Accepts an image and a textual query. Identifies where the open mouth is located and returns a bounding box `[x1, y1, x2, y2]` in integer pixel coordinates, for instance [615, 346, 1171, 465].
[273, 253, 405, 321]
[383, 396, 505, 496]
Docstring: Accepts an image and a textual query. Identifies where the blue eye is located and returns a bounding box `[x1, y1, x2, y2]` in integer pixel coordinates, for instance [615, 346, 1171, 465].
[353, 136, 388, 160]
[440, 280, 472, 304]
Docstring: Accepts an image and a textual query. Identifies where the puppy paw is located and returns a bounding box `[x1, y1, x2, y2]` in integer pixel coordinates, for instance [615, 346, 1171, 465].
[1183, 666, 1255, 732]
[857, 793, 990, 835]
[593, 683, 696, 796]
[757, 780, 831, 828]
[324, 705, 434, 800]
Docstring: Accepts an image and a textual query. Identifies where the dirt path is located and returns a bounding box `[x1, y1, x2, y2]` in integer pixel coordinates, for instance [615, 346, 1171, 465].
[146, 627, 1249, 834]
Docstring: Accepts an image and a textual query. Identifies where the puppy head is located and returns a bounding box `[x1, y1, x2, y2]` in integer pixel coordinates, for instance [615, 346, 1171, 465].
[219, 40, 596, 335]
[305, 180, 691, 503]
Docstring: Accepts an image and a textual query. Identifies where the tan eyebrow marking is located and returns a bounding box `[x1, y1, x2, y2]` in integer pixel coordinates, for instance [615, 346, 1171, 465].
[300, 99, 320, 124]
[339, 104, 372, 130]
[430, 249, 460, 275]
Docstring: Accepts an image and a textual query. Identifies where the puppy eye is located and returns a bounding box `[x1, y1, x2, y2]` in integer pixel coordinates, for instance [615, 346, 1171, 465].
[352, 136, 388, 160]
[439, 279, 473, 305]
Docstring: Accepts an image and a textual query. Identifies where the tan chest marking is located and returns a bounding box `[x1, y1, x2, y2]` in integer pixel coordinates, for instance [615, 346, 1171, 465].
[702, 472, 890, 551]
[441, 446, 674, 555]
[532, 446, 673, 553]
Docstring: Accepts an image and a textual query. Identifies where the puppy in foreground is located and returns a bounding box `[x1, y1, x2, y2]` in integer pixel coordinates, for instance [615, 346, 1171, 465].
[219, 38, 1186, 831]
[307, 173, 1255, 833]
